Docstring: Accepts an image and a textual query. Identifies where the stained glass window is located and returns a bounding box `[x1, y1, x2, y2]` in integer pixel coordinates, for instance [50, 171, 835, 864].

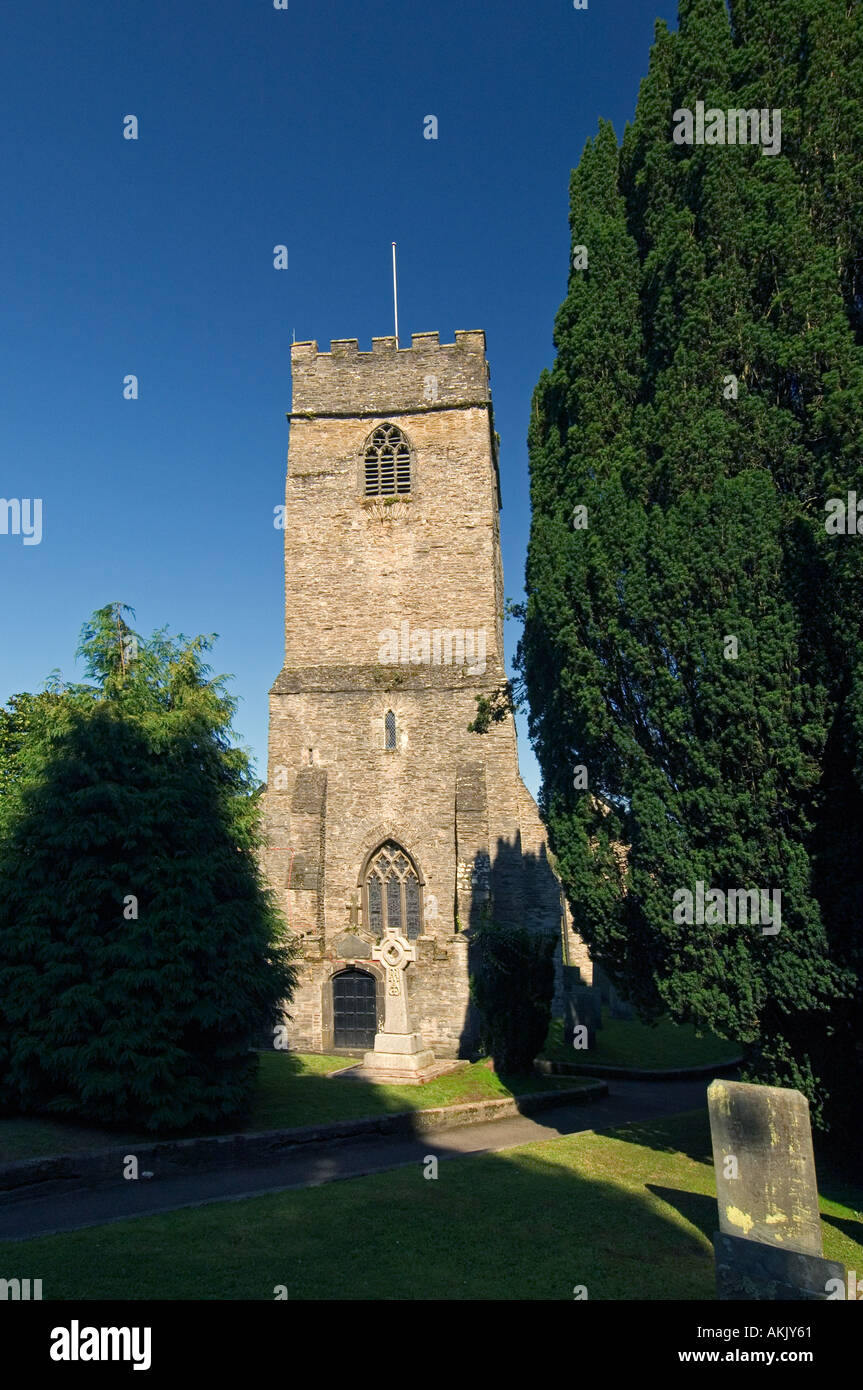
[363, 840, 422, 940]
[367, 876, 383, 936]
[386, 876, 401, 931]
[385, 710, 396, 750]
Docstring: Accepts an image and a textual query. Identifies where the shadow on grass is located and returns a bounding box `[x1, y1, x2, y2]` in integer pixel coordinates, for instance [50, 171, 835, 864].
[647, 1184, 718, 1245]
[541, 1014, 741, 1071]
[591, 1107, 863, 1216]
[648, 1183, 863, 1261]
[820, 1210, 863, 1244]
[0, 1049, 596, 1163]
[251, 1050, 594, 1132]
[5, 1112, 721, 1300]
[598, 1109, 714, 1164]
[5, 1083, 860, 1298]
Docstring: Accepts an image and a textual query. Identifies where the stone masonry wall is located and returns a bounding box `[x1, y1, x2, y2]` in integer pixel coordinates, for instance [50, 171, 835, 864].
[264, 331, 593, 1057]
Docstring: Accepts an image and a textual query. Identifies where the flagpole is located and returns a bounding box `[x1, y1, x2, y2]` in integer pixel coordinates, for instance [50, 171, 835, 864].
[392, 242, 399, 347]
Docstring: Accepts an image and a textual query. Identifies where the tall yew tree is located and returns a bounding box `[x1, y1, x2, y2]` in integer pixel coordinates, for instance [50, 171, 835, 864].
[521, 0, 863, 1138]
[0, 605, 298, 1134]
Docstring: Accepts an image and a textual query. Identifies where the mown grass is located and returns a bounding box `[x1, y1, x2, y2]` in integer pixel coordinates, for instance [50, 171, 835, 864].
[0, 1053, 592, 1162]
[6, 1109, 861, 1301]
[0, 1009, 740, 1163]
[542, 1011, 740, 1069]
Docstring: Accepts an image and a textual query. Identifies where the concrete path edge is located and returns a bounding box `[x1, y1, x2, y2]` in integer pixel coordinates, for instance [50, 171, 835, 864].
[0, 1082, 608, 1194]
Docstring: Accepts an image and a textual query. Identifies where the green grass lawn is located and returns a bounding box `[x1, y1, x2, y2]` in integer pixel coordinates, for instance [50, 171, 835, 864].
[542, 1011, 740, 1069]
[6, 1109, 861, 1300]
[0, 1053, 593, 1163]
[0, 1009, 739, 1164]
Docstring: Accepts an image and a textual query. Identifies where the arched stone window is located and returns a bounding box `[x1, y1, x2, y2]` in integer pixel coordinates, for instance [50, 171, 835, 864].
[363, 841, 422, 939]
[363, 423, 412, 496]
[385, 710, 396, 750]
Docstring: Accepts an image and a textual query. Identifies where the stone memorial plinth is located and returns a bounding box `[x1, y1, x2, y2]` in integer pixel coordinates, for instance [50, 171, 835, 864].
[707, 1079, 843, 1300]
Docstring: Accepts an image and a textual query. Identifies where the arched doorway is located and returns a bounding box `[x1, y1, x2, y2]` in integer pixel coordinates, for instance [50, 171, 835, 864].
[332, 968, 377, 1048]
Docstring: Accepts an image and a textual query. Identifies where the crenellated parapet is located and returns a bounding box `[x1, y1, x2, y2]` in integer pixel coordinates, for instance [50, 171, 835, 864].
[288, 330, 491, 419]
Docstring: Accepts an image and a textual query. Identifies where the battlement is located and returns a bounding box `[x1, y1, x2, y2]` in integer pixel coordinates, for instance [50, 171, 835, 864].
[289, 331, 490, 418]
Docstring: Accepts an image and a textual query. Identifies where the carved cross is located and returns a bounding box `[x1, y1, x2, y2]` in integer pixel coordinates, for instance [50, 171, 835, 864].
[370, 928, 416, 1035]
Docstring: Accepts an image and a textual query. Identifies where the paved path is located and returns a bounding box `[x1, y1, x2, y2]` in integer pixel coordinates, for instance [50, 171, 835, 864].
[0, 1078, 710, 1242]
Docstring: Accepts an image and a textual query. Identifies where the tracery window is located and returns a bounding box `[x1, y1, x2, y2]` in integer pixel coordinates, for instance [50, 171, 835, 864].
[364, 841, 422, 939]
[363, 424, 412, 496]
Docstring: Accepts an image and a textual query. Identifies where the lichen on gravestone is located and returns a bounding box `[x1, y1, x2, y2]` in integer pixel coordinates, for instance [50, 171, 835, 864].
[708, 1080, 823, 1256]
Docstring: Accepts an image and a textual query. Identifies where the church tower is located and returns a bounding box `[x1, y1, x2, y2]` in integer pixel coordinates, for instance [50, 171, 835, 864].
[265, 330, 591, 1059]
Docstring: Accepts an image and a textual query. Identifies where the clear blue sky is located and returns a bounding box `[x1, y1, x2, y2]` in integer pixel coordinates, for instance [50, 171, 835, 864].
[0, 0, 678, 798]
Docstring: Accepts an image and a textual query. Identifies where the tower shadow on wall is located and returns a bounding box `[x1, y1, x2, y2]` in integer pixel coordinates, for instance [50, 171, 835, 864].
[457, 836, 565, 1064]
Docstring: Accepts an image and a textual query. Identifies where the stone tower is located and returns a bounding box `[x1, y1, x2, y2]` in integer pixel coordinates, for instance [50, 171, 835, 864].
[265, 329, 591, 1059]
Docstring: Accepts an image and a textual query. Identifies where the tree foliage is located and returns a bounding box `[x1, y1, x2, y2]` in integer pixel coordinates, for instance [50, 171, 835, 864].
[0, 604, 299, 1133]
[469, 922, 557, 1074]
[519, 2, 863, 1137]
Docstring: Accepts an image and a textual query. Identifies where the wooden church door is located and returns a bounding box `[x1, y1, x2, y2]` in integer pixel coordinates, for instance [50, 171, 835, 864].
[332, 969, 377, 1048]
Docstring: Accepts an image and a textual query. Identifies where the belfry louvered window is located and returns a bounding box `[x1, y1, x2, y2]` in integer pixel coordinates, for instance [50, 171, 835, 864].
[364, 424, 412, 496]
[364, 841, 422, 939]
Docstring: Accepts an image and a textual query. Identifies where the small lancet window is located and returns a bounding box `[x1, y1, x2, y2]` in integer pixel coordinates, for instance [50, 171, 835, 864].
[385, 710, 396, 750]
[364, 423, 411, 497]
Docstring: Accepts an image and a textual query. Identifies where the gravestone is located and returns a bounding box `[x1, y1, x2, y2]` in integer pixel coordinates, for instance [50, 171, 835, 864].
[707, 1080, 843, 1300]
[563, 985, 601, 1050]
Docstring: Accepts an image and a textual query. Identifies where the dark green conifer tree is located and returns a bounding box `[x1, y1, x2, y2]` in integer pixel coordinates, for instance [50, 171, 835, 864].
[521, 0, 863, 1136]
[0, 605, 299, 1134]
